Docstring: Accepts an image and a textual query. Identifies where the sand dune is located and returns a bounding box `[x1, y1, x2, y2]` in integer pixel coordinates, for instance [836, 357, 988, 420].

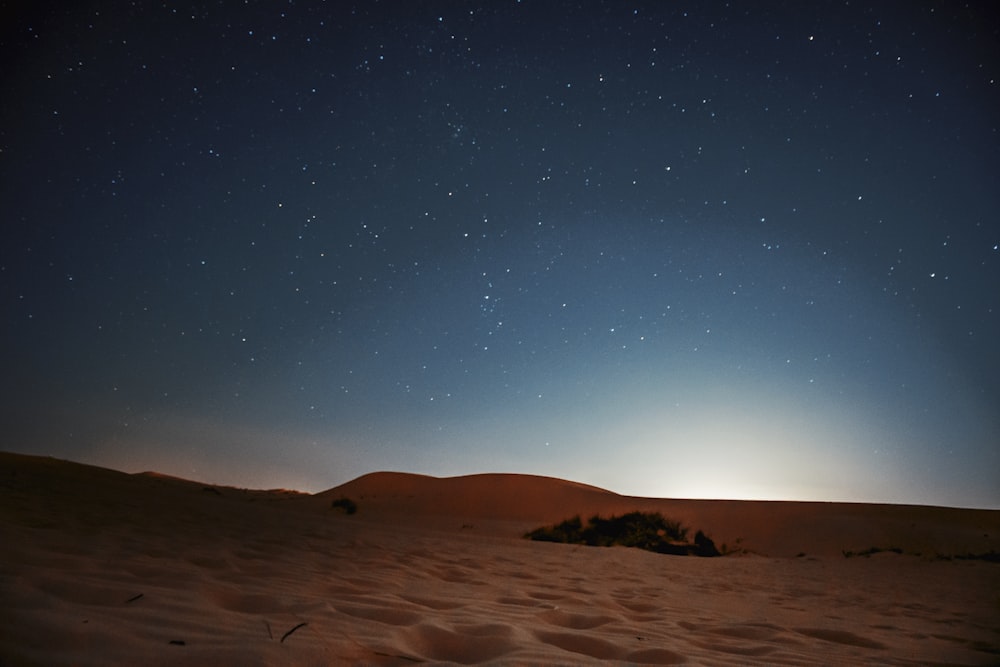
[319, 470, 1000, 559]
[1, 451, 998, 665]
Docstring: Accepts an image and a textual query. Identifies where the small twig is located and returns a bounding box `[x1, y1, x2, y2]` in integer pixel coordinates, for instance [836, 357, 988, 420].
[125, 593, 144, 603]
[280, 622, 308, 643]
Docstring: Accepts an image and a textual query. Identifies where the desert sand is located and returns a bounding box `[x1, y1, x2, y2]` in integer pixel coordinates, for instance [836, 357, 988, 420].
[1, 451, 998, 665]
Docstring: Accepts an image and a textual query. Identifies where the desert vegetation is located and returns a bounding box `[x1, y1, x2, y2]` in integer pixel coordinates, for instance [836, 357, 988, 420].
[841, 546, 1000, 562]
[842, 546, 903, 558]
[330, 497, 358, 514]
[525, 511, 721, 557]
[952, 550, 1000, 562]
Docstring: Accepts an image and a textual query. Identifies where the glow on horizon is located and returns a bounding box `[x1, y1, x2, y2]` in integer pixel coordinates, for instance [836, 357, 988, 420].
[529, 403, 895, 505]
[40, 371, 998, 510]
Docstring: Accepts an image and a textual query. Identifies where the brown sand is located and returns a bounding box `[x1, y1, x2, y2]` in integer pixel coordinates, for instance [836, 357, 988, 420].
[1, 451, 998, 665]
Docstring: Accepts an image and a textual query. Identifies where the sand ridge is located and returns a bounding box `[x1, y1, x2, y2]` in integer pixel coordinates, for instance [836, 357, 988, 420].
[317, 470, 999, 559]
[1, 451, 998, 665]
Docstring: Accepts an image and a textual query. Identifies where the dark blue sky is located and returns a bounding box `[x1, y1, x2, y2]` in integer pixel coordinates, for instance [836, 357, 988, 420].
[2, 1, 998, 507]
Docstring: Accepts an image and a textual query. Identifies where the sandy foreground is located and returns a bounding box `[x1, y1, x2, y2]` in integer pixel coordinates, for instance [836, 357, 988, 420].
[1, 452, 998, 666]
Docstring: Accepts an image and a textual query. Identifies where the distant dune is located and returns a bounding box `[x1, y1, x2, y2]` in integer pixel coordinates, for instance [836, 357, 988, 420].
[316, 469, 999, 559]
[317, 471, 619, 523]
[2, 451, 998, 665]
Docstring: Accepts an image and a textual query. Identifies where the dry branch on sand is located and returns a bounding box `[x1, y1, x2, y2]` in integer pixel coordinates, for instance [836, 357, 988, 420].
[280, 622, 308, 643]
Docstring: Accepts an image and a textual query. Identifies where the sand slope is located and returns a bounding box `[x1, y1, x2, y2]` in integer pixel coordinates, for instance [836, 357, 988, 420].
[1, 451, 998, 665]
[319, 470, 1000, 558]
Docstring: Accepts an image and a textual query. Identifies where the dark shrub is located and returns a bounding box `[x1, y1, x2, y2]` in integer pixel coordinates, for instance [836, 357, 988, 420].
[693, 530, 721, 557]
[525, 511, 718, 557]
[330, 496, 357, 515]
[526, 515, 583, 542]
[844, 546, 903, 558]
[955, 551, 1000, 563]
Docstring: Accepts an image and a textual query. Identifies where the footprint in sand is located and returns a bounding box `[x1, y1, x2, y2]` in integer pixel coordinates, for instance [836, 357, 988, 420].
[537, 608, 618, 630]
[396, 594, 465, 611]
[404, 622, 517, 663]
[794, 627, 886, 649]
[677, 620, 793, 657]
[533, 629, 625, 661]
[333, 603, 422, 626]
[626, 647, 688, 665]
[496, 595, 555, 608]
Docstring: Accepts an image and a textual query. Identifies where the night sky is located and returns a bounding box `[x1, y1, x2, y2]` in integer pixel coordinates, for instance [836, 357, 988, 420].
[2, 2, 998, 508]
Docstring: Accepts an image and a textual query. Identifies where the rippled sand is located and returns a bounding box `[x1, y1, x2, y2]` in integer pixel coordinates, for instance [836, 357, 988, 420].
[2, 452, 997, 665]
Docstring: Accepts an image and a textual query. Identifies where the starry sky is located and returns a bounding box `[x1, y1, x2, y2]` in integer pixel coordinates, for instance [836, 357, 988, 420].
[2, 1, 998, 508]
